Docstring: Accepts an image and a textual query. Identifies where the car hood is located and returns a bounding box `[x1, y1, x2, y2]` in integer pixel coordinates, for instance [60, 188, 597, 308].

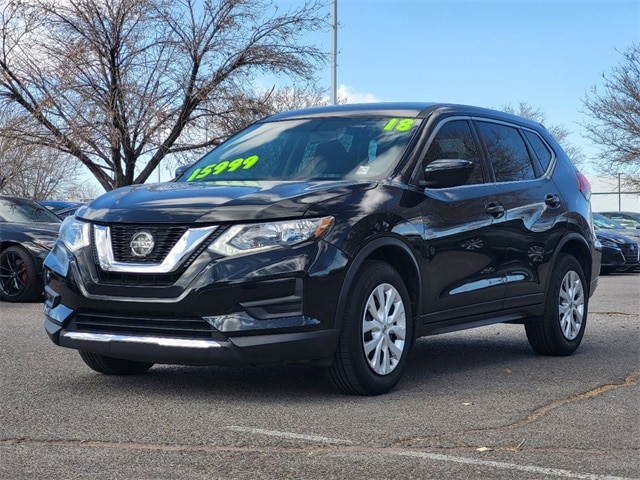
[595, 228, 639, 243]
[79, 180, 376, 224]
[606, 228, 640, 242]
[0, 222, 60, 241]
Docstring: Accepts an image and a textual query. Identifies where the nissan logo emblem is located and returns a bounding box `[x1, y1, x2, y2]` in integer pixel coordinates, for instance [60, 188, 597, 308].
[130, 231, 155, 257]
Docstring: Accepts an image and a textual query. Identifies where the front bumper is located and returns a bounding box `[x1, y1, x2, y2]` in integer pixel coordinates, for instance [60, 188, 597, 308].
[43, 238, 349, 366]
[44, 314, 339, 366]
[600, 246, 626, 268]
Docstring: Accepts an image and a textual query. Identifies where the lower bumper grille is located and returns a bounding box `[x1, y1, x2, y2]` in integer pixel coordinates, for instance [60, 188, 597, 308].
[72, 312, 216, 339]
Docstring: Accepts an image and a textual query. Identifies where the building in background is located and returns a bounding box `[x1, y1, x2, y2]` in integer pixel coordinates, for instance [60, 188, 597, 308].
[588, 175, 640, 213]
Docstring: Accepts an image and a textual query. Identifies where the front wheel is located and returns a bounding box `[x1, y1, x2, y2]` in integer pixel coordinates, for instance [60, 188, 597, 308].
[0, 246, 39, 302]
[79, 351, 154, 375]
[525, 254, 588, 356]
[328, 260, 413, 395]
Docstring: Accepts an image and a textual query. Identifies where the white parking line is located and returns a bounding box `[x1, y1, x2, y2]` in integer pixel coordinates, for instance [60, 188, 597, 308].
[226, 427, 636, 480]
[395, 451, 637, 480]
[226, 426, 354, 445]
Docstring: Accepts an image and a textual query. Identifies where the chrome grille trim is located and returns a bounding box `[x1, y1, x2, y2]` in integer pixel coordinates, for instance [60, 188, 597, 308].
[621, 243, 639, 264]
[94, 225, 217, 273]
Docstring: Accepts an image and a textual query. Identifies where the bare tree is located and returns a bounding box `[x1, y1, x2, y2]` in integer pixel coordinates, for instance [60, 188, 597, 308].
[501, 102, 585, 168]
[0, 111, 23, 191]
[0, 0, 328, 191]
[0, 108, 83, 199]
[0, 147, 82, 200]
[582, 43, 640, 187]
[167, 83, 330, 172]
[212, 84, 329, 135]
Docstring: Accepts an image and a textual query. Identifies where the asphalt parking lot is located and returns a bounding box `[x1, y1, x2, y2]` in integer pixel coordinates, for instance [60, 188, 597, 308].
[1, 273, 638, 480]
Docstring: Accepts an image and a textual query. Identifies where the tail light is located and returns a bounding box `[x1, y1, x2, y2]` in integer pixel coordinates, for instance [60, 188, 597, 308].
[576, 171, 591, 201]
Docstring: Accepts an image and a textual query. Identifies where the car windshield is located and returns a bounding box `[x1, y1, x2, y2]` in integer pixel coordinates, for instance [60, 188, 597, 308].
[602, 213, 640, 228]
[0, 198, 62, 224]
[593, 213, 624, 229]
[177, 116, 422, 183]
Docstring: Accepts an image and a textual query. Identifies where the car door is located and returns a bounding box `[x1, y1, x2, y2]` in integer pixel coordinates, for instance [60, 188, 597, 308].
[415, 119, 509, 327]
[474, 120, 566, 308]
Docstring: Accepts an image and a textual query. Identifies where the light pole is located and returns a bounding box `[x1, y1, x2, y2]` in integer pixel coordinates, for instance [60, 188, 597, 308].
[617, 172, 622, 211]
[330, 0, 337, 105]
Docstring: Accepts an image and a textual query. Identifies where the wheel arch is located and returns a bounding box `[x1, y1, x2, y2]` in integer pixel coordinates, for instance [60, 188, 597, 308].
[551, 233, 594, 295]
[0, 240, 18, 252]
[334, 235, 422, 330]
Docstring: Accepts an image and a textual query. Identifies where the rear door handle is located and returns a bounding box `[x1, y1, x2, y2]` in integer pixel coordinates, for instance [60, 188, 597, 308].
[485, 202, 505, 218]
[545, 193, 561, 209]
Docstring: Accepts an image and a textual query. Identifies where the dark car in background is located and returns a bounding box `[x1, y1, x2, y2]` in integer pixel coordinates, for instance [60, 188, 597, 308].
[592, 213, 640, 274]
[39, 200, 85, 215]
[598, 211, 640, 229]
[54, 204, 87, 219]
[596, 228, 639, 273]
[0, 196, 61, 301]
[44, 103, 600, 395]
[593, 213, 640, 242]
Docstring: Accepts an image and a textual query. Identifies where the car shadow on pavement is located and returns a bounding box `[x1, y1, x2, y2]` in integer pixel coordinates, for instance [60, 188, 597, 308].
[47, 324, 569, 400]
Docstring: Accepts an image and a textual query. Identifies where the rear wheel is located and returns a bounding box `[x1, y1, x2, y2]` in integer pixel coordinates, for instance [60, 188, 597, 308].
[328, 260, 413, 395]
[79, 351, 154, 375]
[0, 246, 39, 302]
[525, 254, 588, 356]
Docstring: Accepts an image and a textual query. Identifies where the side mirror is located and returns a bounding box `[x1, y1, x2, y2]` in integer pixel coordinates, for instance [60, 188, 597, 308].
[422, 158, 474, 188]
[174, 164, 192, 179]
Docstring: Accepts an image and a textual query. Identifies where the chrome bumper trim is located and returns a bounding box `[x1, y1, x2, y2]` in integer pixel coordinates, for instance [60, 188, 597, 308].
[62, 331, 224, 349]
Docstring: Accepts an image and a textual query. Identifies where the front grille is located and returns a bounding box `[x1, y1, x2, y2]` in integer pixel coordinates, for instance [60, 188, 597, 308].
[620, 243, 640, 264]
[110, 225, 188, 263]
[92, 224, 223, 287]
[72, 312, 216, 339]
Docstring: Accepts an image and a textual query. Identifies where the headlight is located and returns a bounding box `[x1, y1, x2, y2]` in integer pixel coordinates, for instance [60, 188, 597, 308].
[599, 239, 617, 248]
[59, 216, 91, 252]
[210, 217, 334, 256]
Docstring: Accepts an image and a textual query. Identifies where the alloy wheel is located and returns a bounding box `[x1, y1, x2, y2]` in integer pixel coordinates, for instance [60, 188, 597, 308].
[361, 282, 407, 375]
[558, 270, 585, 341]
[0, 251, 28, 298]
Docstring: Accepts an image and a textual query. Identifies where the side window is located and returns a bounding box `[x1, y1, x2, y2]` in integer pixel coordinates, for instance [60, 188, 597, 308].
[523, 130, 553, 172]
[424, 120, 484, 185]
[476, 121, 536, 182]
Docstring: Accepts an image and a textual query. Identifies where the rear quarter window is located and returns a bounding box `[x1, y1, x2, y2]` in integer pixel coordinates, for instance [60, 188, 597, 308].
[523, 130, 553, 172]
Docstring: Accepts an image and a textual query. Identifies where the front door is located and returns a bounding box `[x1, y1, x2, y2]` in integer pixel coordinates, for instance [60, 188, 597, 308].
[416, 119, 508, 326]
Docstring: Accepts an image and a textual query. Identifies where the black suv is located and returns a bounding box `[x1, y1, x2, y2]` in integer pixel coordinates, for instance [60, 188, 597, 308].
[44, 103, 601, 395]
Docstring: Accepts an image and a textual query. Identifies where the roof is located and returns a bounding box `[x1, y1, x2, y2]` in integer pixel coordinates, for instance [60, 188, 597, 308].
[264, 102, 436, 121]
[263, 102, 544, 129]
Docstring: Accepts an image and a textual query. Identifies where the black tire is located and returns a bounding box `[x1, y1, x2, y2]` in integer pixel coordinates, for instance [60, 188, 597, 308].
[525, 254, 588, 356]
[328, 260, 413, 395]
[0, 245, 40, 302]
[78, 351, 154, 375]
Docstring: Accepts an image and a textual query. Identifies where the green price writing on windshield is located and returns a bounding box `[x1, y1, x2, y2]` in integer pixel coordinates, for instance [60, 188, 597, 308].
[187, 155, 259, 181]
[383, 118, 414, 132]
